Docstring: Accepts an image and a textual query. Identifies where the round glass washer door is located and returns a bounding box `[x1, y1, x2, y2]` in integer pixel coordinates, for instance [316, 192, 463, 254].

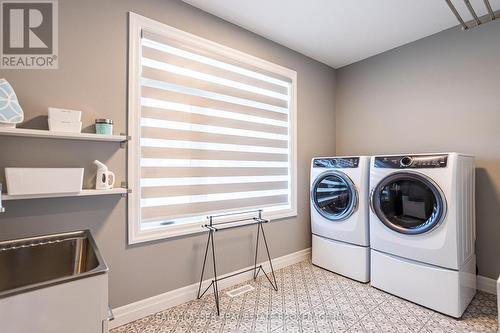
[371, 172, 446, 235]
[311, 171, 357, 221]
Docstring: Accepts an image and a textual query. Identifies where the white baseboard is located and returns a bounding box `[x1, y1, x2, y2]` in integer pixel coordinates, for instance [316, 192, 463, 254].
[477, 275, 497, 295]
[110, 247, 311, 329]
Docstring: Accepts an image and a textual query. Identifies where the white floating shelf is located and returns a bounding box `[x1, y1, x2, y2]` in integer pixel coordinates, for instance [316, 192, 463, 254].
[3, 188, 129, 201]
[0, 127, 128, 142]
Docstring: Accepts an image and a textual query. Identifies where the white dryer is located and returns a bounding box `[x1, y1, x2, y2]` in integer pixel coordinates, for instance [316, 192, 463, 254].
[369, 153, 476, 317]
[311, 156, 370, 282]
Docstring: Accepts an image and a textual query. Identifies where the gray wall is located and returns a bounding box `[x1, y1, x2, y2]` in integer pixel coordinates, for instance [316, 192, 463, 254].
[335, 20, 500, 279]
[0, 0, 336, 307]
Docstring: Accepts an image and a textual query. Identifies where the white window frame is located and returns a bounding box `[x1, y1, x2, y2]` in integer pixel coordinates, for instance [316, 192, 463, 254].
[127, 12, 297, 244]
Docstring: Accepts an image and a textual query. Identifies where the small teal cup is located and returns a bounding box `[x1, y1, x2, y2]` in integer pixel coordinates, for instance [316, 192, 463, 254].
[95, 119, 113, 135]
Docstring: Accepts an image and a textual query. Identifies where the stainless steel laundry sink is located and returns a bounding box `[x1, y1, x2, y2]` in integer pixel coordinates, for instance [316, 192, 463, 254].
[0, 230, 110, 333]
[0, 230, 108, 299]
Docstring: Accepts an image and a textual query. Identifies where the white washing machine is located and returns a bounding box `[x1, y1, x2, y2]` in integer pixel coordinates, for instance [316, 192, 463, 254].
[369, 153, 476, 317]
[310, 156, 370, 282]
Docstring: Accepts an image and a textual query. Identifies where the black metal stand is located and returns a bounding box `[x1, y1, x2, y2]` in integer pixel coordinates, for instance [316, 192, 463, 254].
[196, 209, 278, 316]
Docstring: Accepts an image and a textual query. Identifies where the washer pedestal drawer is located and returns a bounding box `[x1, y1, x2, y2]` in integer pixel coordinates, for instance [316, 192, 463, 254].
[312, 234, 370, 283]
[371, 249, 476, 318]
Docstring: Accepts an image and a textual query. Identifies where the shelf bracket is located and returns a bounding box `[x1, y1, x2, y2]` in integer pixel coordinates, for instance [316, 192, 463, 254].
[0, 183, 5, 213]
[119, 134, 131, 149]
[121, 182, 131, 197]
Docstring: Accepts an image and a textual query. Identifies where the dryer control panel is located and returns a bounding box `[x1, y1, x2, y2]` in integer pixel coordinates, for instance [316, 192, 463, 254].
[374, 154, 448, 169]
[313, 157, 359, 168]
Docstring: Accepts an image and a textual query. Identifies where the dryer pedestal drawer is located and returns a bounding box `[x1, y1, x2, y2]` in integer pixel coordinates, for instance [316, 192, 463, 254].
[312, 235, 369, 283]
[370, 250, 476, 318]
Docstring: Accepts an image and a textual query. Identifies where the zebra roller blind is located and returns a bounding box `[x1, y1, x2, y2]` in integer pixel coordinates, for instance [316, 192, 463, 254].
[129, 15, 296, 238]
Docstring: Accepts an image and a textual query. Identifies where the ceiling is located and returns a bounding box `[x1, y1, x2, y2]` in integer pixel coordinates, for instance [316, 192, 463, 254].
[183, 0, 500, 68]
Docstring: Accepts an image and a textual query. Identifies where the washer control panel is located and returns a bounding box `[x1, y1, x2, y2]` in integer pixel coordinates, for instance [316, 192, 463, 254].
[313, 157, 359, 168]
[374, 154, 448, 169]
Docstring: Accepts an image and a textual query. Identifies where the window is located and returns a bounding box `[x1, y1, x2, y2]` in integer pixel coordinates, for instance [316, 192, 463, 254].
[128, 13, 297, 243]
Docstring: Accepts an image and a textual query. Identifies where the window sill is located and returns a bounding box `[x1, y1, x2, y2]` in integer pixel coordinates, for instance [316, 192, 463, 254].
[128, 208, 297, 244]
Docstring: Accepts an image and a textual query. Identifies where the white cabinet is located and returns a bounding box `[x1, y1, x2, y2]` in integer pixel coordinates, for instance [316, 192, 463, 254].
[0, 273, 109, 333]
[497, 276, 500, 333]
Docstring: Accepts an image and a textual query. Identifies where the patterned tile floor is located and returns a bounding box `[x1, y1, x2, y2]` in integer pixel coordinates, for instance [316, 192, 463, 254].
[112, 260, 498, 332]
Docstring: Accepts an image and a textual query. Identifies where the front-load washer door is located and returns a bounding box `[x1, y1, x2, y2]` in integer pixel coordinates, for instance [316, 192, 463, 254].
[371, 172, 447, 235]
[311, 171, 358, 222]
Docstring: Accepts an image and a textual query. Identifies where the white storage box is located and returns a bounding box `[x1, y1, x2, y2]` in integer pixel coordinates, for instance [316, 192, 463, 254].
[48, 107, 82, 122]
[5, 168, 84, 196]
[48, 119, 82, 133]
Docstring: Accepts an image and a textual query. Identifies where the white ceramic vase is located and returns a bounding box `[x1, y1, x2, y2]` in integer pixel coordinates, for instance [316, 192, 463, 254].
[0, 79, 24, 128]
